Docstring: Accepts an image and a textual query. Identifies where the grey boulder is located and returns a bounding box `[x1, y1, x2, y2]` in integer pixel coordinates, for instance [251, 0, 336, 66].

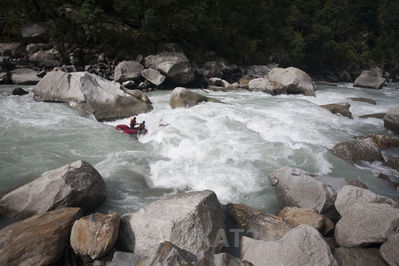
[384, 106, 399, 135]
[248, 78, 284, 95]
[354, 68, 386, 89]
[33, 70, 153, 121]
[334, 203, 399, 247]
[11, 68, 41, 85]
[380, 233, 399, 266]
[141, 68, 165, 86]
[267, 67, 315, 96]
[118, 190, 225, 257]
[0, 160, 106, 219]
[170, 87, 222, 109]
[320, 103, 353, 118]
[335, 185, 399, 216]
[241, 225, 337, 266]
[113, 60, 144, 82]
[144, 52, 195, 85]
[330, 137, 384, 164]
[29, 49, 62, 68]
[333, 248, 387, 266]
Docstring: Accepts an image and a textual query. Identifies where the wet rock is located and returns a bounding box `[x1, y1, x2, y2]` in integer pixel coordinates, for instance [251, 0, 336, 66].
[335, 185, 399, 216]
[0, 160, 106, 219]
[10, 68, 41, 85]
[118, 190, 225, 257]
[226, 203, 294, 241]
[333, 248, 387, 266]
[170, 87, 222, 109]
[320, 103, 353, 118]
[138, 80, 150, 90]
[29, 49, 62, 68]
[355, 134, 399, 150]
[330, 138, 384, 164]
[348, 97, 376, 105]
[11, 87, 29, 95]
[70, 212, 120, 261]
[241, 225, 337, 266]
[268, 167, 346, 214]
[345, 178, 368, 189]
[384, 106, 399, 134]
[113, 61, 144, 82]
[144, 52, 195, 85]
[354, 68, 386, 89]
[277, 206, 333, 235]
[141, 68, 165, 86]
[334, 203, 399, 247]
[267, 67, 315, 96]
[21, 23, 48, 42]
[359, 113, 386, 119]
[33, 70, 153, 121]
[380, 233, 399, 266]
[384, 157, 399, 171]
[0, 43, 26, 57]
[0, 207, 82, 265]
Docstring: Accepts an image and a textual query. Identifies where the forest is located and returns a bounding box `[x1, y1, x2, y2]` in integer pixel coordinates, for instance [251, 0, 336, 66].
[1, 0, 398, 75]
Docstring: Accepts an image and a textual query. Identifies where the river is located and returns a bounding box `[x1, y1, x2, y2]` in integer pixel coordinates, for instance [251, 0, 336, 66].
[1, 83, 398, 223]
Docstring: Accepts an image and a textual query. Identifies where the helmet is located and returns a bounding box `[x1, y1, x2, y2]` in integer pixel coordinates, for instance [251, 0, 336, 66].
[142, 121, 145, 124]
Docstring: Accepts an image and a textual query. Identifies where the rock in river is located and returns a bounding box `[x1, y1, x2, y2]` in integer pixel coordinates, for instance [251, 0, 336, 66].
[170, 87, 222, 109]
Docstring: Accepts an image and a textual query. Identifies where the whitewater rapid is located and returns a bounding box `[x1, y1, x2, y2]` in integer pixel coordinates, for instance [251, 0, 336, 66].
[1, 83, 399, 218]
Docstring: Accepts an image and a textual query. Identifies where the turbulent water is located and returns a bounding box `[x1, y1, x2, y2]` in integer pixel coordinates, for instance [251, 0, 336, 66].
[1, 83, 399, 223]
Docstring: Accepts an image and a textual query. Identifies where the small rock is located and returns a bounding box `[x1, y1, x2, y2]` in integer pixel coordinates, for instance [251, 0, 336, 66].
[345, 178, 368, 189]
[320, 103, 352, 118]
[241, 225, 337, 266]
[355, 134, 399, 150]
[380, 233, 399, 266]
[239, 75, 250, 88]
[11, 87, 28, 95]
[384, 106, 399, 135]
[333, 247, 387, 266]
[330, 138, 384, 164]
[138, 80, 150, 90]
[141, 68, 166, 86]
[170, 87, 222, 109]
[359, 113, 386, 119]
[354, 68, 386, 89]
[226, 203, 294, 241]
[348, 97, 376, 105]
[70, 212, 120, 261]
[11, 68, 41, 85]
[384, 157, 399, 171]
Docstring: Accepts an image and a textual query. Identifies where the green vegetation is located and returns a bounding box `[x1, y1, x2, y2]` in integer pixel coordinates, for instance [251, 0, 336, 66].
[1, 0, 398, 74]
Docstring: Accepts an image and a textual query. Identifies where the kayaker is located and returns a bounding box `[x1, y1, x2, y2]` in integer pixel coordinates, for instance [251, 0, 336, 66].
[129, 117, 137, 129]
[138, 121, 146, 133]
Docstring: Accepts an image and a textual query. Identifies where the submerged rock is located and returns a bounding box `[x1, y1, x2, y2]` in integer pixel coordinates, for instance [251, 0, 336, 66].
[118, 190, 225, 257]
[384, 106, 399, 134]
[241, 225, 337, 266]
[359, 113, 386, 119]
[333, 248, 387, 266]
[0, 207, 82, 266]
[33, 70, 153, 121]
[348, 97, 376, 105]
[226, 203, 294, 241]
[330, 138, 384, 164]
[170, 87, 222, 109]
[70, 212, 120, 261]
[354, 68, 386, 89]
[10, 68, 41, 85]
[320, 103, 353, 118]
[0, 160, 106, 219]
[113, 60, 144, 82]
[267, 67, 315, 96]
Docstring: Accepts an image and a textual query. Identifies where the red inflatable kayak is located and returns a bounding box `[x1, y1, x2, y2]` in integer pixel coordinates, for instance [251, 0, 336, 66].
[115, 124, 147, 135]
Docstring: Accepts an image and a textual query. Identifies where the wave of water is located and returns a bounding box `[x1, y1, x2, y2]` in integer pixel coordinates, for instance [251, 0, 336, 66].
[1, 83, 399, 218]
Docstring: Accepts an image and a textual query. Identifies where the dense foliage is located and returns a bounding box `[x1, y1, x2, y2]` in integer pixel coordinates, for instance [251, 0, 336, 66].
[1, 0, 398, 74]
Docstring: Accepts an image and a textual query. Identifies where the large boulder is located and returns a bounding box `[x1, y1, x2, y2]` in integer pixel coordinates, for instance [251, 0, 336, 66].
[248, 78, 284, 95]
[70, 212, 120, 261]
[0, 160, 106, 219]
[10, 68, 41, 85]
[360, 113, 386, 119]
[226, 203, 294, 241]
[33, 70, 153, 121]
[241, 225, 337, 266]
[0, 207, 82, 265]
[113, 61, 144, 82]
[144, 52, 195, 85]
[330, 138, 384, 164]
[170, 87, 222, 109]
[267, 67, 315, 96]
[118, 190, 225, 257]
[333, 248, 387, 266]
[384, 107, 399, 134]
[380, 233, 399, 266]
[335, 185, 399, 216]
[0, 42, 26, 57]
[141, 68, 165, 86]
[320, 103, 353, 119]
[268, 168, 347, 214]
[354, 68, 386, 89]
[12, 87, 29, 96]
[334, 203, 399, 247]
[29, 49, 62, 68]
[21, 23, 48, 42]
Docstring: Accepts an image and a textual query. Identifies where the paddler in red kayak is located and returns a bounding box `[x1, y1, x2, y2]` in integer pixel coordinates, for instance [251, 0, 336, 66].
[130, 117, 138, 129]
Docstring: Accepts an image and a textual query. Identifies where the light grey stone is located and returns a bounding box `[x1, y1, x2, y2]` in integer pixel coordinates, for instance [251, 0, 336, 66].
[170, 87, 222, 109]
[267, 67, 315, 96]
[333, 247, 387, 266]
[141, 68, 165, 86]
[380, 233, 399, 266]
[113, 61, 144, 82]
[354, 68, 386, 89]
